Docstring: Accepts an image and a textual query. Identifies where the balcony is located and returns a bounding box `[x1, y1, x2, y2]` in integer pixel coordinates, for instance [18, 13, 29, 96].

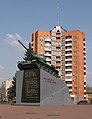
[69, 89, 72, 92]
[65, 78, 72, 81]
[84, 79, 86, 82]
[44, 53, 51, 56]
[45, 43, 51, 46]
[84, 90, 86, 92]
[84, 85, 86, 88]
[84, 50, 86, 53]
[65, 59, 72, 61]
[70, 95, 75, 97]
[45, 48, 51, 51]
[65, 48, 72, 51]
[67, 84, 72, 87]
[84, 65, 86, 67]
[65, 69, 72, 71]
[84, 70, 86, 72]
[65, 74, 72, 76]
[46, 58, 51, 61]
[65, 44, 72, 47]
[65, 38, 72, 42]
[65, 54, 72, 56]
[83, 46, 86, 48]
[45, 38, 51, 42]
[65, 64, 72, 66]
[83, 41, 86, 43]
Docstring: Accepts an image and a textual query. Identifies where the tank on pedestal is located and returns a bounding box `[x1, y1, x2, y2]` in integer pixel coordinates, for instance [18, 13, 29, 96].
[16, 40, 73, 105]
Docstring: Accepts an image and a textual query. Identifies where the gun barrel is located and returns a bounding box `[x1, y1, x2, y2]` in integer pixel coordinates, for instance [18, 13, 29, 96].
[18, 40, 33, 55]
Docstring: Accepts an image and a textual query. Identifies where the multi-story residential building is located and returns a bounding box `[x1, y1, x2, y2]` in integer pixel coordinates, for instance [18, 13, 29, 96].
[31, 26, 86, 103]
[0, 79, 13, 101]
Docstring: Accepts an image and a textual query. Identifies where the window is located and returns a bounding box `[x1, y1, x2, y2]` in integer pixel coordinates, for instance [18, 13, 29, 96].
[66, 41, 72, 44]
[61, 76, 64, 80]
[74, 51, 77, 54]
[66, 66, 72, 69]
[52, 61, 56, 65]
[56, 66, 60, 69]
[52, 32, 56, 36]
[66, 76, 72, 79]
[74, 82, 77, 84]
[40, 46, 43, 50]
[74, 92, 77, 95]
[66, 71, 71, 74]
[61, 51, 65, 55]
[66, 51, 72, 54]
[61, 71, 65, 75]
[56, 52, 61, 54]
[66, 56, 72, 59]
[74, 46, 77, 49]
[61, 66, 64, 70]
[56, 37, 60, 39]
[62, 61, 65, 65]
[74, 71, 77, 74]
[52, 56, 56, 60]
[61, 56, 65, 60]
[74, 76, 77, 80]
[57, 30, 60, 33]
[83, 38, 85, 41]
[66, 61, 72, 64]
[74, 87, 77, 90]
[74, 41, 77, 44]
[74, 61, 77, 64]
[40, 42, 43, 44]
[52, 51, 56, 55]
[73, 36, 77, 39]
[66, 46, 72, 49]
[84, 72, 86, 75]
[74, 56, 77, 59]
[74, 66, 77, 69]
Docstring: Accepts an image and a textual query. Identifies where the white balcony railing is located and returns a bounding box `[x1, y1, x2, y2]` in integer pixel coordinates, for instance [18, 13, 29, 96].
[65, 48, 72, 51]
[65, 69, 72, 71]
[65, 44, 72, 47]
[65, 39, 72, 42]
[65, 64, 72, 66]
[67, 84, 72, 87]
[65, 59, 72, 61]
[65, 54, 72, 56]
[65, 78, 72, 81]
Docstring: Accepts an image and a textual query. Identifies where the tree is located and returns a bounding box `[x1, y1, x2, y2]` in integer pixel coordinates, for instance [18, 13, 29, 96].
[7, 76, 16, 101]
[23, 42, 33, 61]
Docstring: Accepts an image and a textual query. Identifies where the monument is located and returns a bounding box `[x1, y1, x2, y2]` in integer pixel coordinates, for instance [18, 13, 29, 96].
[16, 40, 73, 105]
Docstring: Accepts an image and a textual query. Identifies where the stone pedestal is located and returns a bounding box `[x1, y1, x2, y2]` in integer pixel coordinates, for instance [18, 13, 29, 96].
[16, 68, 73, 105]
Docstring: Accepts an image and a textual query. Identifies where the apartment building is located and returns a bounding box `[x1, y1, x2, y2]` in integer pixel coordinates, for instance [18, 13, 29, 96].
[0, 79, 13, 101]
[31, 26, 86, 103]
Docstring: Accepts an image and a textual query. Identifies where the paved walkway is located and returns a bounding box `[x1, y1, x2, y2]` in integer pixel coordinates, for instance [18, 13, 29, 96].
[0, 105, 92, 119]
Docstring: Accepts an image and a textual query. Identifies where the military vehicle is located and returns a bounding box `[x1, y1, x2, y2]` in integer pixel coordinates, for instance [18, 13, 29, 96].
[17, 40, 58, 77]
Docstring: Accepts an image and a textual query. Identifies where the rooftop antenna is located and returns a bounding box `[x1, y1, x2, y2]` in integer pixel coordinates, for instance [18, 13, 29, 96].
[57, 0, 60, 25]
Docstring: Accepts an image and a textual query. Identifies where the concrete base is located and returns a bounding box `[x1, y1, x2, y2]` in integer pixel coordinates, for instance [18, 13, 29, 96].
[16, 68, 73, 105]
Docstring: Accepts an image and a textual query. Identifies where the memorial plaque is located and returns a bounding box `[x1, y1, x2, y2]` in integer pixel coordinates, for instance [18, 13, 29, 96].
[21, 69, 40, 103]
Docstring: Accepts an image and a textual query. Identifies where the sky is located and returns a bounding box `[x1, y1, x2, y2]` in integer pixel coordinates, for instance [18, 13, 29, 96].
[0, 0, 92, 86]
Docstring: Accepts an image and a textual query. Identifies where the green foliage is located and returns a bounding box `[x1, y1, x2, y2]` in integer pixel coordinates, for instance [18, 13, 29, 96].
[23, 42, 33, 61]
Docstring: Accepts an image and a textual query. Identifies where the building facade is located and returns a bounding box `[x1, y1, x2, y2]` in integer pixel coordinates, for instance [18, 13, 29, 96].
[0, 79, 13, 101]
[31, 26, 86, 103]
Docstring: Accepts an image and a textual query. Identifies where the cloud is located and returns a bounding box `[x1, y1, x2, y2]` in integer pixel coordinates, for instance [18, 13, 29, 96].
[5, 33, 30, 51]
[5, 33, 22, 47]
[0, 65, 4, 70]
